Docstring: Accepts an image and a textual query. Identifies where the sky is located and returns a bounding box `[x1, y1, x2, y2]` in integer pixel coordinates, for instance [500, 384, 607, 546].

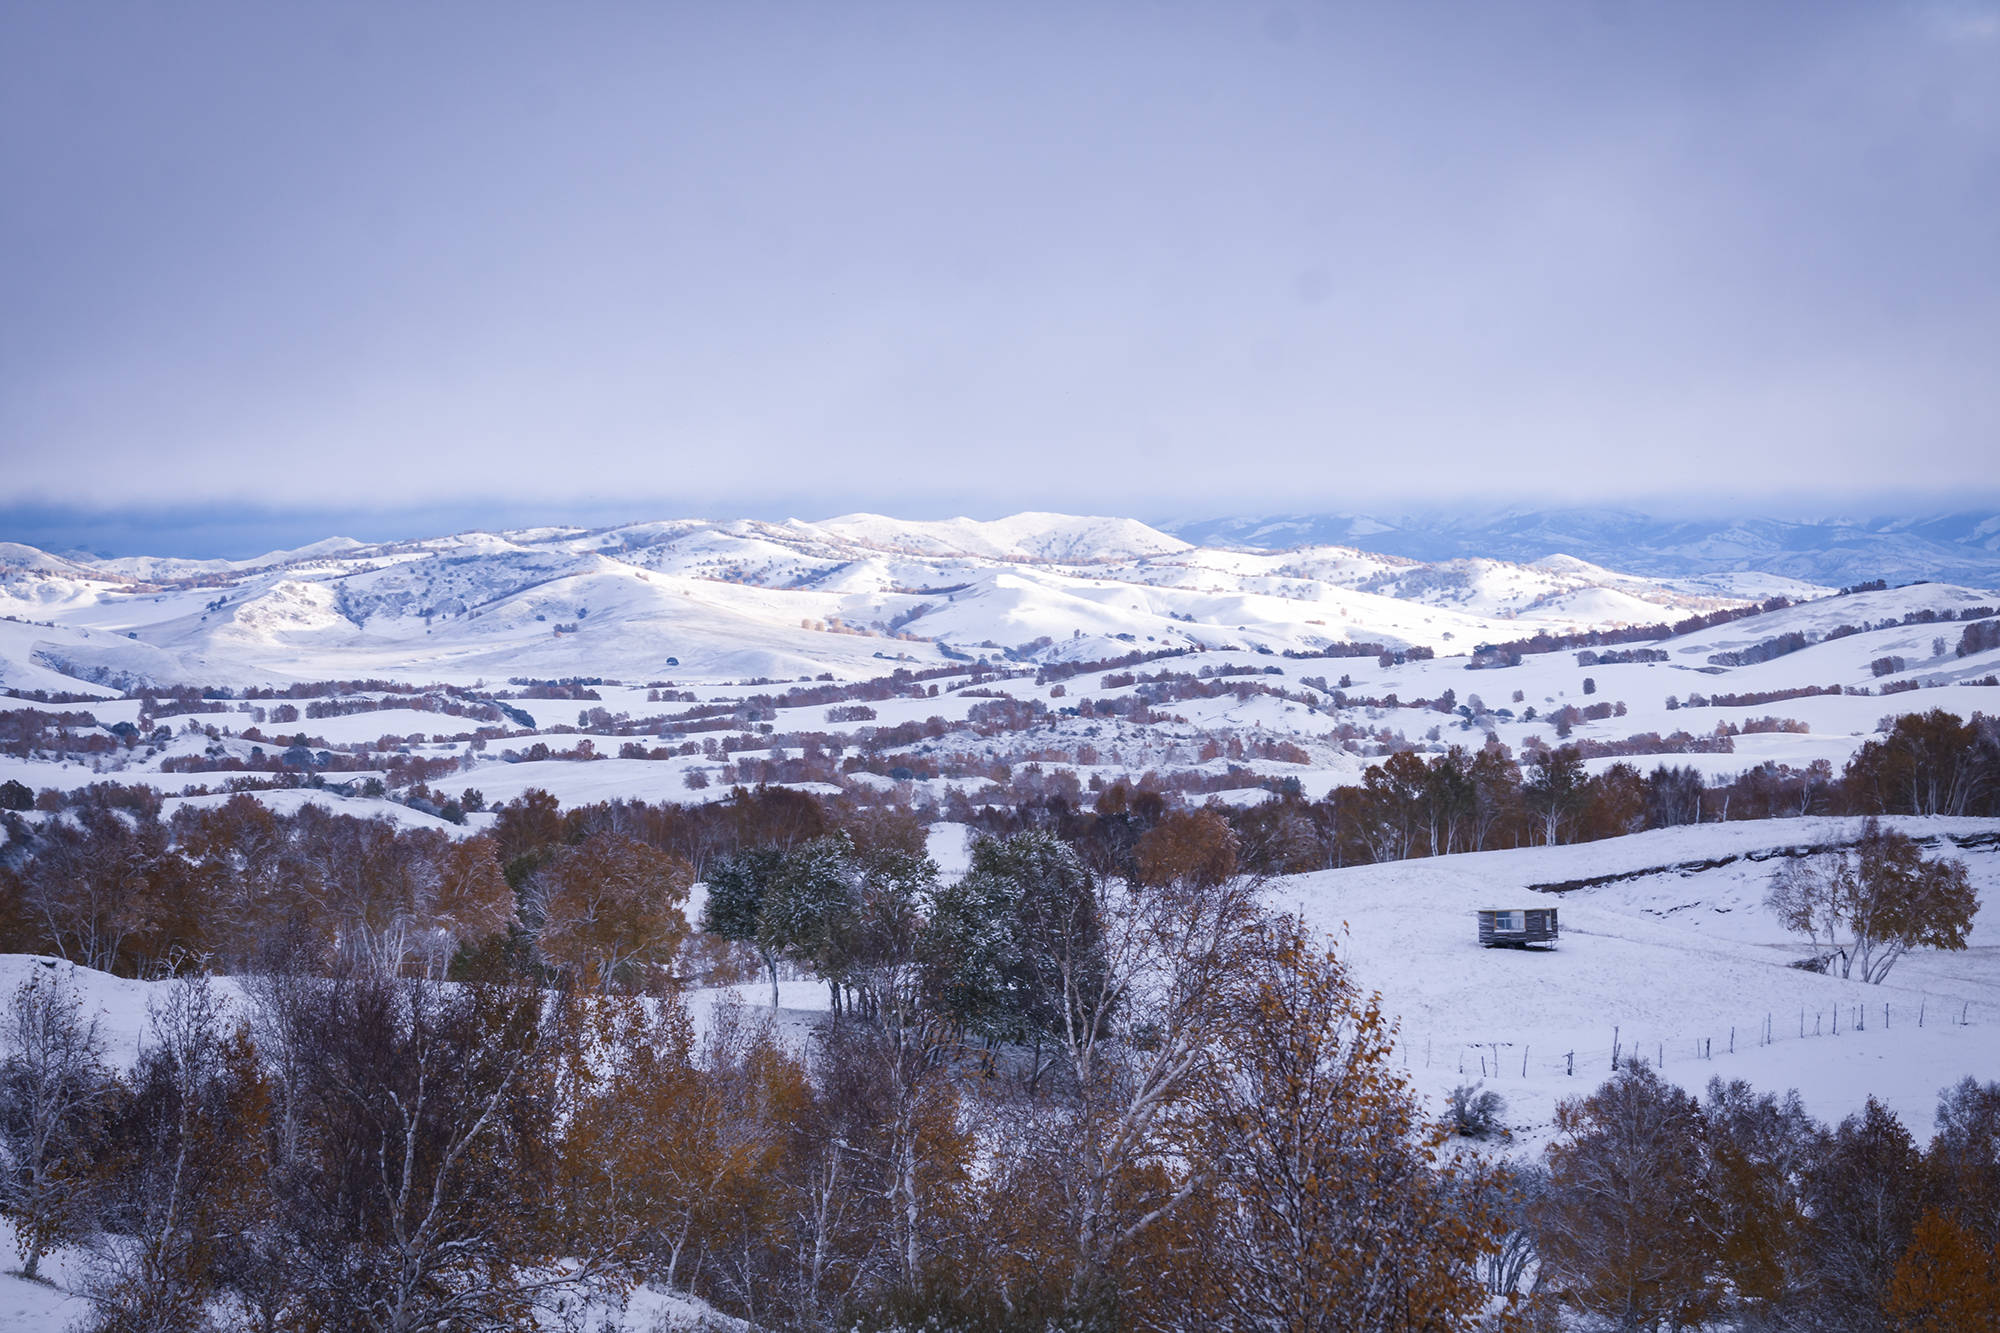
[3, 2, 1998, 551]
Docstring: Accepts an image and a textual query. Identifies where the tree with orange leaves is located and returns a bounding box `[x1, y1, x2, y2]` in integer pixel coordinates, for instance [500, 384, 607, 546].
[1185, 913, 1499, 1330]
[556, 991, 807, 1306]
[1887, 1210, 2000, 1332]
[417, 835, 514, 978]
[532, 833, 691, 993]
[1132, 808, 1237, 891]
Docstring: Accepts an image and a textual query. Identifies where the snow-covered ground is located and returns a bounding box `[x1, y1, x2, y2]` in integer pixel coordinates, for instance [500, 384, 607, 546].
[0, 1220, 90, 1331]
[1276, 816, 2000, 1151]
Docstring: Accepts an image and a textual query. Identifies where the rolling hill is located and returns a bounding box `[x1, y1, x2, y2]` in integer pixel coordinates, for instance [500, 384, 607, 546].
[0, 513, 1781, 691]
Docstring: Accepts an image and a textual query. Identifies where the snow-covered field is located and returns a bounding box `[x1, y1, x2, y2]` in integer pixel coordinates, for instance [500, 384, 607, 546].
[1278, 816, 2000, 1151]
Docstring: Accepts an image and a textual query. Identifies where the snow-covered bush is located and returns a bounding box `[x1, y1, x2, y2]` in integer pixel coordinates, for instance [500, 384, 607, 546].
[1447, 1082, 1506, 1139]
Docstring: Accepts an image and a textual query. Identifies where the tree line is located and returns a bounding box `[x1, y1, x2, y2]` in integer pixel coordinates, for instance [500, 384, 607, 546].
[941, 709, 1998, 884]
[2, 706, 1994, 986]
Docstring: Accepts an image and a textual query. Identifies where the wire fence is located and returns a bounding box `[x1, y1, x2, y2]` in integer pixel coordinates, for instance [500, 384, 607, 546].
[1406, 993, 1983, 1084]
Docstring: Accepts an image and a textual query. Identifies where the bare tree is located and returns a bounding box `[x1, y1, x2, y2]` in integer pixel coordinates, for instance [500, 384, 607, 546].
[269, 977, 617, 1332]
[0, 967, 114, 1281]
[1766, 854, 1851, 968]
[84, 973, 270, 1330]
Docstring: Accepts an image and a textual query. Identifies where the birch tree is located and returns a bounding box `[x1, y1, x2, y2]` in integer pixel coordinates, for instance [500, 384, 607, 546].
[1046, 871, 1262, 1309]
[0, 968, 114, 1281]
[1766, 822, 1977, 983]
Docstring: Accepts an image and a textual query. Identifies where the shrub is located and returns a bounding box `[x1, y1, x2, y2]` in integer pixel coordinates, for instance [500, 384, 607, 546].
[1448, 1082, 1507, 1139]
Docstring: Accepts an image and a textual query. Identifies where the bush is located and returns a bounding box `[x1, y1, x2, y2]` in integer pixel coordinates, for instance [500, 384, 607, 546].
[1447, 1082, 1507, 1139]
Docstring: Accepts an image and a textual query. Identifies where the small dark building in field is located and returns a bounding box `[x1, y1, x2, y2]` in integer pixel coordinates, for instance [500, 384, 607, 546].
[1477, 907, 1558, 948]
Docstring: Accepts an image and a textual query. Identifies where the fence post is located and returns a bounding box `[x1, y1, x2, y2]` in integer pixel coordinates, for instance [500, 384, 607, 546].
[1612, 1026, 1620, 1071]
[1522, 1046, 1529, 1078]
[1919, 1000, 1925, 1028]
[1566, 1050, 1574, 1076]
[1729, 1026, 1734, 1055]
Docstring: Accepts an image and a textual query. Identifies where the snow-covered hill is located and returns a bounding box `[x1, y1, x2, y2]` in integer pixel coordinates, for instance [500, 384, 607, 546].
[0, 514, 1776, 690]
[1279, 816, 2000, 1149]
[1169, 507, 2000, 587]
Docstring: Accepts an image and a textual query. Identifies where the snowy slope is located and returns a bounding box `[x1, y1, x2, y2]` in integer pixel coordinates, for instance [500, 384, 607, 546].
[0, 514, 1780, 691]
[1275, 817, 2000, 1148]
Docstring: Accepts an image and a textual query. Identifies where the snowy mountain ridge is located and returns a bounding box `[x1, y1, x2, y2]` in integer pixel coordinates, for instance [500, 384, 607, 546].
[1166, 507, 2000, 586]
[0, 512, 1830, 691]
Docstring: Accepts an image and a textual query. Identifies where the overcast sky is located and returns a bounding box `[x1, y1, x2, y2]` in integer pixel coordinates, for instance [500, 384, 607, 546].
[4, 2, 1997, 541]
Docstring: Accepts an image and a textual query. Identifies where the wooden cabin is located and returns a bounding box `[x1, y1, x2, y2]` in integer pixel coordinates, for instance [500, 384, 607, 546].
[1477, 907, 1558, 948]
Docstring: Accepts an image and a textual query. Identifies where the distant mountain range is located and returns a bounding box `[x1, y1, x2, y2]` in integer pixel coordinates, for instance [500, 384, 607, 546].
[4, 509, 1996, 692]
[1163, 509, 2000, 587]
[0, 513, 1794, 691]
